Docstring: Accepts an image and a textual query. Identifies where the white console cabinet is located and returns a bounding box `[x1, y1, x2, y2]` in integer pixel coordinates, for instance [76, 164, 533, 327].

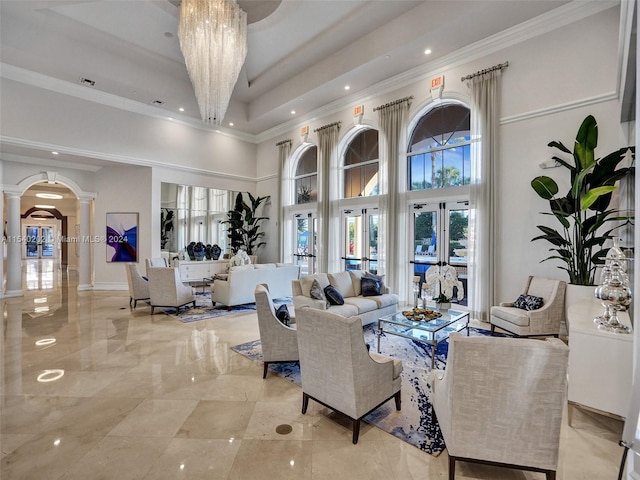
[567, 298, 633, 419]
[174, 260, 227, 283]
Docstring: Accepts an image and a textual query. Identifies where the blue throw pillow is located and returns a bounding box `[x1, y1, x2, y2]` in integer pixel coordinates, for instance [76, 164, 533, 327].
[361, 277, 382, 297]
[275, 304, 290, 326]
[324, 285, 345, 305]
[513, 294, 544, 311]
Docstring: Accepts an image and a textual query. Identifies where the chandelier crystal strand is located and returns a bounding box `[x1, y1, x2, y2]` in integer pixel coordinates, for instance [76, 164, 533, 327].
[178, 0, 247, 125]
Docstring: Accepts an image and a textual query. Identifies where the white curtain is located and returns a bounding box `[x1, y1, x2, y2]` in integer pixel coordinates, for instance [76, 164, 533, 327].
[467, 69, 502, 322]
[376, 97, 412, 295]
[316, 122, 341, 273]
[277, 140, 292, 262]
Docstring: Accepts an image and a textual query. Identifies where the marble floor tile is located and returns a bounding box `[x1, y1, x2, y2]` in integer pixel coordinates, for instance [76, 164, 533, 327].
[1, 261, 629, 480]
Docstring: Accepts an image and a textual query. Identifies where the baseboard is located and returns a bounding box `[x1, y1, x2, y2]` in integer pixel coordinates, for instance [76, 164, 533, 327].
[92, 282, 128, 291]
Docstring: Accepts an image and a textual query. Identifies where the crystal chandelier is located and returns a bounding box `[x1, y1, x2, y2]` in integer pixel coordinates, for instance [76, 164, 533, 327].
[178, 0, 247, 125]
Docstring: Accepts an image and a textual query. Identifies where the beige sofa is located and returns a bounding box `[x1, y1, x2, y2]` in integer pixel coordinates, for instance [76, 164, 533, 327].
[211, 263, 300, 307]
[292, 271, 399, 325]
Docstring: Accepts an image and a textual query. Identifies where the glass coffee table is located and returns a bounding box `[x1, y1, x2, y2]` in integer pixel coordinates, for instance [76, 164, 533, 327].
[377, 308, 470, 369]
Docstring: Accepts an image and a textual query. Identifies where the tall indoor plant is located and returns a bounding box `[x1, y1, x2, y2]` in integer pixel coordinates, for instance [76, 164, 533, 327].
[223, 192, 270, 255]
[531, 115, 634, 286]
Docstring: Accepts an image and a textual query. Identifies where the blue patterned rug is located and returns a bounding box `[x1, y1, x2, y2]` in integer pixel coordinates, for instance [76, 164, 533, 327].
[164, 292, 292, 323]
[231, 324, 494, 455]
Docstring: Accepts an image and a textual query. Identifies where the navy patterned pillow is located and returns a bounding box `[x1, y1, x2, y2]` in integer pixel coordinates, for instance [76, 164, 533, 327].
[310, 279, 330, 308]
[361, 277, 382, 297]
[324, 285, 345, 305]
[275, 304, 290, 326]
[513, 294, 544, 311]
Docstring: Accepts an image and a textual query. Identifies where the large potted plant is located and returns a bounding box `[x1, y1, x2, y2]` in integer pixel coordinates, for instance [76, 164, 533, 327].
[531, 115, 634, 287]
[223, 192, 270, 255]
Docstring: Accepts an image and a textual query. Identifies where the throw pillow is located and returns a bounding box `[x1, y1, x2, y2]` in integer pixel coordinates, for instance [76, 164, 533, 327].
[275, 304, 291, 326]
[513, 294, 544, 311]
[361, 277, 382, 297]
[310, 279, 330, 308]
[363, 271, 386, 291]
[324, 285, 345, 305]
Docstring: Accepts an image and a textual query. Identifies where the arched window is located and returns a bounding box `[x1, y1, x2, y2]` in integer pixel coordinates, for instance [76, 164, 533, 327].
[343, 128, 379, 198]
[408, 104, 470, 190]
[294, 146, 317, 204]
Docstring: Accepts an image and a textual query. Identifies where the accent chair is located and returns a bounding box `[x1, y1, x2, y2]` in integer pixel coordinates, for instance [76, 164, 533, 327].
[147, 266, 196, 315]
[254, 283, 299, 378]
[125, 263, 150, 308]
[490, 275, 566, 337]
[296, 307, 402, 444]
[428, 332, 569, 480]
[145, 257, 168, 275]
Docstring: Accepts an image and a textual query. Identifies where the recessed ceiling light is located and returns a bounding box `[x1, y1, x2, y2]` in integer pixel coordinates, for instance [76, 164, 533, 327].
[168, 117, 174, 121]
[51, 151, 59, 155]
[179, 107, 185, 112]
[228, 122, 234, 126]
[291, 110, 296, 115]
[35, 204, 55, 209]
[36, 193, 63, 200]
[424, 48, 432, 55]
[344, 85, 350, 90]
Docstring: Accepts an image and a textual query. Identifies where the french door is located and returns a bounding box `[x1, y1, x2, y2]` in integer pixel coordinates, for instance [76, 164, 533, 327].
[411, 202, 468, 305]
[293, 213, 317, 276]
[24, 225, 55, 258]
[341, 208, 378, 273]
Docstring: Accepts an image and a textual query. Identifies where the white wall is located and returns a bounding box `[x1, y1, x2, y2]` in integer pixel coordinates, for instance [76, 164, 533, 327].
[256, 4, 630, 302]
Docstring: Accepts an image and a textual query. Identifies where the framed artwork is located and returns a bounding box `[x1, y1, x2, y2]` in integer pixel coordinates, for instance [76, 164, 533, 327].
[106, 212, 138, 262]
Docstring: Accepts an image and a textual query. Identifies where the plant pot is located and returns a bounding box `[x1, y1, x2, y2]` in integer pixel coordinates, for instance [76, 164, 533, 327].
[435, 302, 451, 311]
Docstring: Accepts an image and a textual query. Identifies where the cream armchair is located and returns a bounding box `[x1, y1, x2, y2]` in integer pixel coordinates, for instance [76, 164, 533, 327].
[254, 284, 299, 378]
[145, 257, 168, 275]
[296, 307, 402, 444]
[490, 275, 566, 337]
[125, 263, 149, 308]
[428, 332, 569, 480]
[147, 267, 196, 315]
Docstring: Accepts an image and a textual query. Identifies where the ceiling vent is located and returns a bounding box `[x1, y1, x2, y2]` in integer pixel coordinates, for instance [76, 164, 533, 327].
[79, 77, 95, 87]
[151, 100, 165, 106]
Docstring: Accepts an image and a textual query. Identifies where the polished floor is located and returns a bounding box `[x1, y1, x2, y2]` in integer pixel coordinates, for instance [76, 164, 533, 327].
[1, 260, 626, 479]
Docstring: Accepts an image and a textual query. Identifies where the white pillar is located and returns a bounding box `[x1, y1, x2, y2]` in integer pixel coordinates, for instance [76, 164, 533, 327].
[77, 197, 92, 291]
[5, 192, 23, 297]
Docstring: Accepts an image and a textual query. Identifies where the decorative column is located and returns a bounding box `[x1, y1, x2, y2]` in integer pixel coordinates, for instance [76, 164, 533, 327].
[77, 197, 93, 291]
[5, 191, 23, 297]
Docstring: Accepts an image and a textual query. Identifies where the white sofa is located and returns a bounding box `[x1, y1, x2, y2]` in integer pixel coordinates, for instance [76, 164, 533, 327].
[211, 263, 301, 307]
[292, 271, 399, 326]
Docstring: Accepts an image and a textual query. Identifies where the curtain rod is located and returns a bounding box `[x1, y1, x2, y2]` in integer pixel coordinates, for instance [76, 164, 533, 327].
[373, 95, 414, 112]
[460, 61, 509, 82]
[275, 139, 292, 147]
[314, 121, 341, 133]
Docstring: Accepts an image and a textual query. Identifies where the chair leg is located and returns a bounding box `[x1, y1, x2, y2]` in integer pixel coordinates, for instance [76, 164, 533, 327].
[263, 362, 269, 379]
[302, 392, 309, 414]
[394, 391, 401, 410]
[546, 471, 556, 480]
[449, 455, 456, 480]
[129, 296, 133, 307]
[150, 306, 155, 315]
[133, 299, 138, 309]
[490, 324, 495, 335]
[352, 418, 361, 444]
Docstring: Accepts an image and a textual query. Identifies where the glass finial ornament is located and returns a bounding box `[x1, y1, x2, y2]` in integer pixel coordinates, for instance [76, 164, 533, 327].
[594, 240, 632, 334]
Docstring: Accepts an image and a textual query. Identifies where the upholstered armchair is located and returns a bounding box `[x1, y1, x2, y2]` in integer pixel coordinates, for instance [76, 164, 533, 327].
[145, 257, 168, 275]
[125, 263, 150, 308]
[147, 267, 196, 315]
[296, 307, 402, 444]
[490, 275, 566, 337]
[254, 284, 299, 378]
[428, 332, 569, 480]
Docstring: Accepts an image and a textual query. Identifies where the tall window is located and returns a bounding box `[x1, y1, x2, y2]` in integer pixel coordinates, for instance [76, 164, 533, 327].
[294, 146, 317, 204]
[408, 104, 471, 190]
[343, 129, 379, 198]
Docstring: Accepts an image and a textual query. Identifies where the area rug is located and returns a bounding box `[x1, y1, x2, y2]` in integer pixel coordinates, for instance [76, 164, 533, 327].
[231, 324, 494, 455]
[163, 292, 293, 323]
